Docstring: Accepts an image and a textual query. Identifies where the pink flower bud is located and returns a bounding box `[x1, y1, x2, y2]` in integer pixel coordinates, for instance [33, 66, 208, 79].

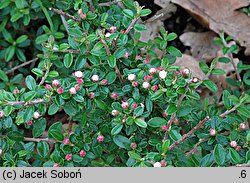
[130, 143, 137, 149]
[0, 110, 4, 118]
[97, 134, 104, 142]
[33, 112, 40, 119]
[156, 66, 163, 71]
[27, 120, 32, 125]
[75, 84, 81, 91]
[53, 163, 59, 167]
[89, 92, 95, 99]
[163, 112, 168, 118]
[101, 79, 108, 85]
[182, 68, 190, 75]
[144, 75, 152, 81]
[77, 78, 84, 84]
[125, 52, 129, 58]
[239, 123, 246, 130]
[161, 125, 167, 131]
[13, 88, 19, 94]
[210, 129, 216, 136]
[105, 32, 111, 38]
[80, 13, 86, 19]
[77, 9, 82, 15]
[110, 26, 117, 32]
[69, 87, 77, 94]
[135, 55, 142, 60]
[45, 84, 52, 90]
[0, 149, 3, 156]
[111, 110, 119, 116]
[132, 81, 138, 87]
[236, 146, 241, 151]
[57, 87, 64, 94]
[80, 150, 86, 157]
[132, 103, 138, 109]
[73, 71, 83, 78]
[151, 85, 158, 91]
[149, 68, 157, 75]
[143, 59, 149, 64]
[65, 154, 72, 161]
[142, 81, 150, 89]
[159, 70, 167, 79]
[230, 141, 237, 148]
[128, 74, 136, 81]
[63, 138, 70, 145]
[160, 160, 167, 167]
[111, 92, 118, 99]
[121, 101, 129, 109]
[52, 79, 60, 87]
[91, 75, 99, 82]
[140, 103, 145, 108]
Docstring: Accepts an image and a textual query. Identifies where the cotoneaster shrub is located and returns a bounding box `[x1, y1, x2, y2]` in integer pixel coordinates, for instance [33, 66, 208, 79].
[0, 0, 249, 167]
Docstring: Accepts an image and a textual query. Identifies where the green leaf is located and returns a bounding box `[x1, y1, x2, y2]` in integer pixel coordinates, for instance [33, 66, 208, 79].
[35, 34, 49, 44]
[128, 151, 141, 161]
[134, 24, 147, 31]
[166, 33, 177, 41]
[229, 149, 242, 164]
[113, 135, 131, 149]
[107, 55, 116, 68]
[203, 80, 218, 93]
[73, 155, 83, 163]
[32, 68, 44, 77]
[3, 105, 12, 116]
[222, 90, 232, 109]
[48, 71, 59, 77]
[140, 9, 152, 17]
[218, 57, 231, 63]
[16, 35, 28, 44]
[114, 47, 127, 59]
[15, 0, 25, 9]
[25, 75, 36, 90]
[64, 53, 73, 68]
[105, 71, 117, 84]
[211, 69, 226, 75]
[48, 104, 59, 115]
[237, 105, 250, 118]
[111, 124, 123, 136]
[135, 118, 147, 128]
[95, 100, 107, 110]
[166, 104, 177, 115]
[169, 130, 182, 141]
[0, 69, 9, 82]
[23, 91, 36, 102]
[11, 12, 22, 22]
[32, 118, 46, 138]
[123, 9, 134, 19]
[5, 46, 15, 61]
[162, 140, 170, 154]
[48, 122, 64, 141]
[37, 141, 49, 158]
[199, 153, 214, 167]
[23, 106, 34, 123]
[134, 106, 144, 117]
[213, 144, 227, 166]
[148, 117, 166, 127]
[7, 131, 24, 142]
[166, 46, 182, 57]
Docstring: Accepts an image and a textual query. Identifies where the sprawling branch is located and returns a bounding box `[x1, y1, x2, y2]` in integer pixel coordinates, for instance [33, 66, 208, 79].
[98, 0, 122, 7]
[4, 99, 49, 106]
[49, 8, 81, 22]
[5, 58, 38, 74]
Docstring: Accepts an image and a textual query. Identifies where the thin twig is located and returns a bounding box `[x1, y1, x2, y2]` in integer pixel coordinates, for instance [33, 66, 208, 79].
[89, 0, 95, 12]
[235, 163, 250, 167]
[103, 40, 125, 85]
[0, 135, 62, 144]
[54, 49, 80, 53]
[163, 82, 190, 140]
[5, 58, 38, 74]
[125, 18, 140, 34]
[4, 98, 48, 106]
[169, 116, 210, 151]
[49, 8, 81, 22]
[98, 0, 122, 6]
[185, 138, 209, 157]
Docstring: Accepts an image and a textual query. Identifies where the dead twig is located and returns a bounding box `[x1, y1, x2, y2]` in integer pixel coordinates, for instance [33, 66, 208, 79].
[5, 58, 38, 74]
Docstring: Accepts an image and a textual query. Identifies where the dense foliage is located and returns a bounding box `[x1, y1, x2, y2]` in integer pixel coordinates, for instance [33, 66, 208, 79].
[0, 0, 249, 167]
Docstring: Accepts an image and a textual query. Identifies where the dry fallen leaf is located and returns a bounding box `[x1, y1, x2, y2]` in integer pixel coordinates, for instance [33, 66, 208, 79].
[180, 31, 222, 62]
[155, 0, 171, 8]
[171, 0, 250, 55]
